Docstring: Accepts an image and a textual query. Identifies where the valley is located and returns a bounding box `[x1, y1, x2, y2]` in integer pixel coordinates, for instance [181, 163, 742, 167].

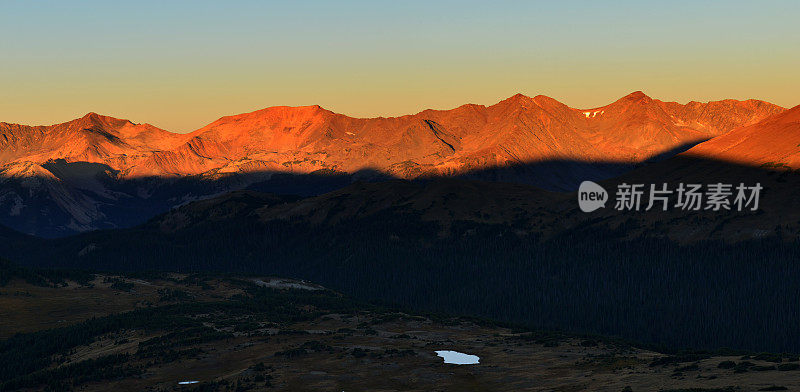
[5, 2, 799, 391]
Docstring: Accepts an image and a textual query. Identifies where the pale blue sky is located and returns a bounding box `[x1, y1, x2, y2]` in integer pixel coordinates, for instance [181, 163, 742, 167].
[2, 1, 798, 131]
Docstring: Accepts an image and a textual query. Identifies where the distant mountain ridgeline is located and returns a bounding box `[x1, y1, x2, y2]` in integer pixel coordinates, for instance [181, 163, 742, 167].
[0, 92, 789, 237]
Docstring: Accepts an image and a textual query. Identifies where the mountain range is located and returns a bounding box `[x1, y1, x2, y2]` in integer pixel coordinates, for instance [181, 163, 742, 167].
[0, 91, 792, 237]
[2, 93, 800, 354]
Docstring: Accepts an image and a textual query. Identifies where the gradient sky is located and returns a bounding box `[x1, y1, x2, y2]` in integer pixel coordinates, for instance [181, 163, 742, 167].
[2, 0, 799, 132]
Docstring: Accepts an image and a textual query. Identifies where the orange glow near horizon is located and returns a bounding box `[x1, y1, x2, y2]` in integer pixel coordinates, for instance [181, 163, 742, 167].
[2, 1, 798, 133]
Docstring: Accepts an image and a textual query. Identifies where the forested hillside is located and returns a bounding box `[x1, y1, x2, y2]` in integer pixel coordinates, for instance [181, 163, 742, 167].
[3, 199, 800, 353]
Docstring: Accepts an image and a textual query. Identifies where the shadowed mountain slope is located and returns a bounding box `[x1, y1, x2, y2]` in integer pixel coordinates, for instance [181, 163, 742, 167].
[3, 157, 800, 353]
[0, 93, 787, 236]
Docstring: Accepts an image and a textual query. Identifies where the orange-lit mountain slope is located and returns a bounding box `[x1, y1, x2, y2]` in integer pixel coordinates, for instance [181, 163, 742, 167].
[0, 113, 186, 174]
[0, 93, 789, 236]
[0, 92, 784, 180]
[682, 105, 800, 168]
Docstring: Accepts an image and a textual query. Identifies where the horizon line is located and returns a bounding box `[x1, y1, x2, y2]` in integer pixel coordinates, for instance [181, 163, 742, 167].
[1, 90, 792, 134]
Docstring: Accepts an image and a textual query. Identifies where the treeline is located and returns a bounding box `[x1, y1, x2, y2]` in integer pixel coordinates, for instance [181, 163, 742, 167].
[0, 258, 94, 287]
[6, 211, 800, 353]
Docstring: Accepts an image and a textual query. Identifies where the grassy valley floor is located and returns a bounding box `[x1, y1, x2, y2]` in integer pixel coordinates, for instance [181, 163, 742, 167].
[1, 271, 799, 391]
[0, 274, 800, 391]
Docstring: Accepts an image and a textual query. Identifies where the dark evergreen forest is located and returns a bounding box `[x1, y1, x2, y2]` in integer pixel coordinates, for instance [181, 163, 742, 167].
[4, 209, 799, 354]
